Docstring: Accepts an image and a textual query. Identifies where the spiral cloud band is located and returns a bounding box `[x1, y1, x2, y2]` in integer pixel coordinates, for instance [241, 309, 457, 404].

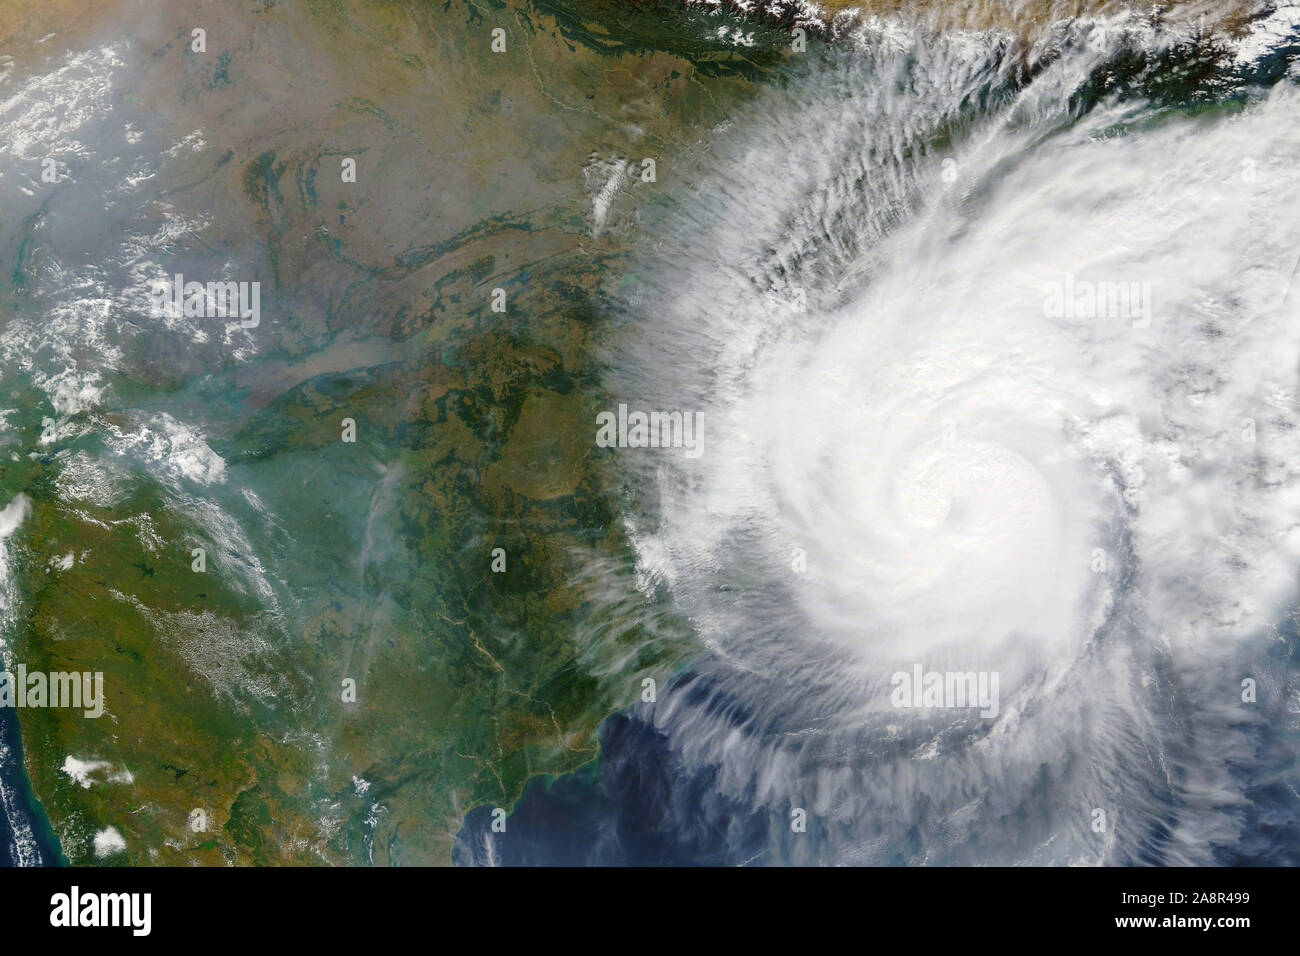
[600, 18, 1300, 865]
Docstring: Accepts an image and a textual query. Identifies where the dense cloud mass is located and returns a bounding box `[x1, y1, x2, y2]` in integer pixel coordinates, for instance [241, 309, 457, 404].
[602, 17, 1300, 864]
[3, 0, 1300, 872]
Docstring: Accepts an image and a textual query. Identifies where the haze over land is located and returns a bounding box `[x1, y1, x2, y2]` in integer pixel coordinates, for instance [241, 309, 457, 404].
[1, 0, 1298, 866]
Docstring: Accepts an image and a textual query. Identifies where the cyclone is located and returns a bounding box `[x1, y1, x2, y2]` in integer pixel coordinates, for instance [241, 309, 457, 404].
[598, 13, 1300, 865]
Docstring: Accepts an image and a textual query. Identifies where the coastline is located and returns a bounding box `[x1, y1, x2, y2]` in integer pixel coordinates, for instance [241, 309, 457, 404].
[0, 702, 64, 867]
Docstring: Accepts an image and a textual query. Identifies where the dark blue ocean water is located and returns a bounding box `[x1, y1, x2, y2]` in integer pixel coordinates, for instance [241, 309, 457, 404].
[453, 708, 777, 866]
[454, 659, 1300, 867]
[0, 705, 61, 867]
[452, 670, 851, 866]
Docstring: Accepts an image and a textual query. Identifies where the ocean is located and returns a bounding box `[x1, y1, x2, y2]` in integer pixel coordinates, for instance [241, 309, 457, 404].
[0, 704, 61, 866]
